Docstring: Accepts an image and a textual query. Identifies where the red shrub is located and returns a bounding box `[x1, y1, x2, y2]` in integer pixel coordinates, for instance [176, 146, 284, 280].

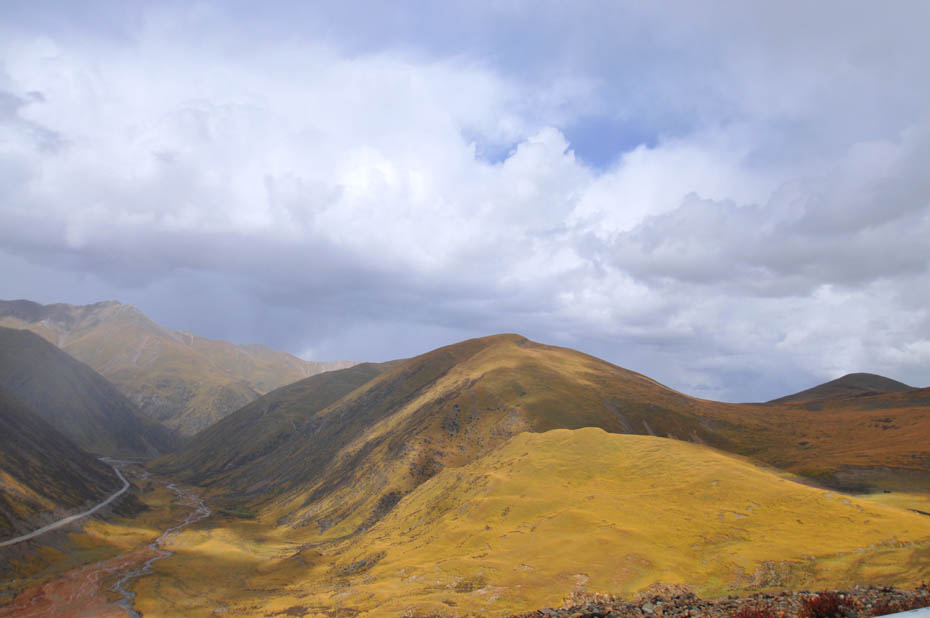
[800, 591, 856, 618]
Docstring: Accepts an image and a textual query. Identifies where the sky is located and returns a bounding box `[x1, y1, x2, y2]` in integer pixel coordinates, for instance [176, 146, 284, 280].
[1, 1, 929, 401]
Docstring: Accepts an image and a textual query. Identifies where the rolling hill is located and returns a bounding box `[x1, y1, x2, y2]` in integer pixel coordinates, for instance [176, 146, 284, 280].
[769, 372, 916, 404]
[0, 299, 355, 435]
[707, 385, 930, 489]
[0, 327, 175, 457]
[0, 388, 122, 540]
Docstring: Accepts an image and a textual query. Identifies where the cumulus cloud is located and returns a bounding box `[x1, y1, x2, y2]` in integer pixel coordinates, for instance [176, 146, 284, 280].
[1, 1, 929, 401]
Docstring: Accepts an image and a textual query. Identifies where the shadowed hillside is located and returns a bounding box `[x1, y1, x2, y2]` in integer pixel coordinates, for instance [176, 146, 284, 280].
[169, 360, 399, 481]
[0, 299, 356, 435]
[0, 327, 175, 457]
[0, 388, 122, 540]
[769, 372, 916, 404]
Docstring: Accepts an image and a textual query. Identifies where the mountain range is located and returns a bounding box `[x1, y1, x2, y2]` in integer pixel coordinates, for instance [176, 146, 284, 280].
[0, 299, 355, 435]
[147, 333, 930, 615]
[1, 308, 928, 616]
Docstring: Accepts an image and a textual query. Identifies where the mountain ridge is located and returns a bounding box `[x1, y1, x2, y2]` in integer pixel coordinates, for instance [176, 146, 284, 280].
[157, 333, 744, 537]
[160, 333, 930, 534]
[0, 326, 176, 457]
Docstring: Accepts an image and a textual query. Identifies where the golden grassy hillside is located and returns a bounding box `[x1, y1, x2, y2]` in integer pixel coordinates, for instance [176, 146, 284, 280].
[8, 332, 930, 616]
[129, 429, 930, 617]
[0, 299, 355, 435]
[333, 428, 930, 615]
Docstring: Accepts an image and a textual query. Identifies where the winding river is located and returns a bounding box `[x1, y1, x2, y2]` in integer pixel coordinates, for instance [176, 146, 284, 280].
[111, 482, 212, 616]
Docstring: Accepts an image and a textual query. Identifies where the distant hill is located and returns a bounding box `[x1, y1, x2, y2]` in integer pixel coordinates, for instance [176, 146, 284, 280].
[0, 387, 123, 540]
[0, 299, 356, 436]
[769, 372, 916, 404]
[0, 327, 175, 457]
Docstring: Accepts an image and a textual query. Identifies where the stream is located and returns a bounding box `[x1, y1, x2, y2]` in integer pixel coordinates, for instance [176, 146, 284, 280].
[110, 481, 212, 617]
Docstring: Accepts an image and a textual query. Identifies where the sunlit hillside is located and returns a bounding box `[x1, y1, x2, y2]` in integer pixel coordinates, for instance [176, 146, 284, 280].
[133, 429, 930, 617]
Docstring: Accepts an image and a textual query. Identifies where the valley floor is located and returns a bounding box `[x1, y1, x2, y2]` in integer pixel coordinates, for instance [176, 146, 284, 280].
[0, 465, 210, 617]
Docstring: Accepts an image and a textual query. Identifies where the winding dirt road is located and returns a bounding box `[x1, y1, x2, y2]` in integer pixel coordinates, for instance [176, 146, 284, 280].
[0, 461, 130, 548]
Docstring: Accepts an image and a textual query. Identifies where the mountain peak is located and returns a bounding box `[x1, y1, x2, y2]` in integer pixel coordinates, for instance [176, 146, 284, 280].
[768, 372, 916, 404]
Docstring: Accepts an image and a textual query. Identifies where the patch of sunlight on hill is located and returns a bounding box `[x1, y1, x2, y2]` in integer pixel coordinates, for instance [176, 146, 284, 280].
[859, 491, 930, 514]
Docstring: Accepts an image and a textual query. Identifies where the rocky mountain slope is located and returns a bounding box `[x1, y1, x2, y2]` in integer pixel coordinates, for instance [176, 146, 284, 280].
[0, 388, 123, 540]
[0, 327, 175, 457]
[0, 299, 355, 435]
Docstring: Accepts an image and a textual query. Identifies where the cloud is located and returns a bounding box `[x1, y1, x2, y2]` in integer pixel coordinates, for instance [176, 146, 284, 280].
[1, 2, 929, 401]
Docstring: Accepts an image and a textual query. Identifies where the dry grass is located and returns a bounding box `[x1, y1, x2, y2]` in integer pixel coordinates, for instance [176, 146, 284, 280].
[134, 430, 930, 617]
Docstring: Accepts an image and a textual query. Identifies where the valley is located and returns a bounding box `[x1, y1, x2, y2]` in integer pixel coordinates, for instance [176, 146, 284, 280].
[0, 464, 210, 617]
[3, 4, 928, 616]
